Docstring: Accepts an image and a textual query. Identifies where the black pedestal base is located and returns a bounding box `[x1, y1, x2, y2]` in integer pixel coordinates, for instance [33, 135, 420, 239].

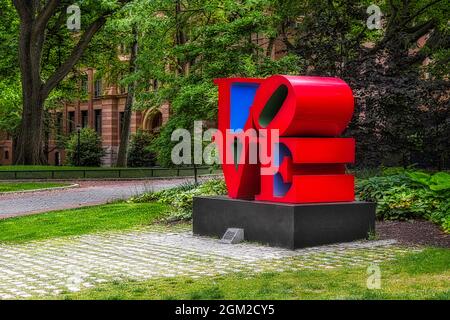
[193, 196, 376, 249]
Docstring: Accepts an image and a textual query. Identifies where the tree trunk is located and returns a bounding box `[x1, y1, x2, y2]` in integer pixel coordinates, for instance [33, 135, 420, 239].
[13, 2, 47, 164]
[14, 98, 47, 164]
[175, 0, 189, 75]
[116, 26, 138, 167]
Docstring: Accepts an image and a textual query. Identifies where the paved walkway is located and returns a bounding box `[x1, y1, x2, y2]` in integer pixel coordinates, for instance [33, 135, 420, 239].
[0, 225, 414, 299]
[0, 179, 187, 218]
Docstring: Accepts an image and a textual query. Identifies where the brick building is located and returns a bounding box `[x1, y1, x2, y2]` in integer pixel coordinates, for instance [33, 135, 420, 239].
[0, 68, 170, 166]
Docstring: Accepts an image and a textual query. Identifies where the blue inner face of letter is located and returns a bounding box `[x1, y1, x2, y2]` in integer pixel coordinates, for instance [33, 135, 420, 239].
[273, 143, 292, 197]
[230, 83, 260, 131]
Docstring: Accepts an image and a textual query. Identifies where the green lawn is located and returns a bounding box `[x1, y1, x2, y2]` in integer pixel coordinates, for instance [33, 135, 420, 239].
[0, 182, 69, 192]
[57, 248, 449, 300]
[0, 197, 447, 300]
[0, 202, 169, 243]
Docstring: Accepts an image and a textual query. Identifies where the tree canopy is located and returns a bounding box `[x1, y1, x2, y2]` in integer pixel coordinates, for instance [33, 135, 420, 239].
[0, 0, 448, 168]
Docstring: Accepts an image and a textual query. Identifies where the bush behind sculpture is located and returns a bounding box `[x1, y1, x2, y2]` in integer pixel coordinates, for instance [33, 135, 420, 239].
[357, 169, 450, 232]
[66, 128, 105, 167]
[129, 178, 227, 221]
[127, 130, 156, 167]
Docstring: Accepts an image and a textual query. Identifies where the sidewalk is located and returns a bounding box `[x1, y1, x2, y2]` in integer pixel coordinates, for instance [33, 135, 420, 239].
[0, 225, 411, 299]
[0, 179, 187, 218]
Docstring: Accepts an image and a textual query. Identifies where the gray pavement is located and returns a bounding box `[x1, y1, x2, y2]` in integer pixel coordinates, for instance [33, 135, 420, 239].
[0, 179, 187, 218]
[0, 225, 411, 299]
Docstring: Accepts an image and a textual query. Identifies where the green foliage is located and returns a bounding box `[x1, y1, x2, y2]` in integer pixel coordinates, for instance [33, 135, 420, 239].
[269, 0, 449, 169]
[150, 82, 218, 167]
[0, 78, 22, 134]
[129, 178, 227, 221]
[381, 166, 414, 176]
[65, 128, 106, 167]
[357, 170, 450, 232]
[136, 0, 449, 169]
[127, 130, 156, 167]
[139, 0, 302, 166]
[3, 0, 448, 168]
[407, 171, 450, 192]
[0, 0, 21, 134]
[0, 0, 19, 77]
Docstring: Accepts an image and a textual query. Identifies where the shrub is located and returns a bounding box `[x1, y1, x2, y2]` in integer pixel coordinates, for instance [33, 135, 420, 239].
[407, 171, 450, 191]
[127, 130, 156, 167]
[357, 170, 450, 232]
[65, 128, 105, 167]
[129, 179, 227, 221]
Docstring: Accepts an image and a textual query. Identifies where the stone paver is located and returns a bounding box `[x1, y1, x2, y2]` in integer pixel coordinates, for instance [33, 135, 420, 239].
[0, 226, 416, 299]
[0, 179, 187, 218]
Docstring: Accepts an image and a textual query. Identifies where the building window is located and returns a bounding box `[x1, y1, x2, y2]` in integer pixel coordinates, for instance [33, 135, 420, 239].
[151, 112, 163, 132]
[95, 110, 102, 135]
[68, 111, 75, 133]
[94, 79, 102, 98]
[81, 110, 88, 128]
[81, 75, 88, 96]
[54, 151, 60, 166]
[4, 150, 9, 160]
[56, 113, 63, 135]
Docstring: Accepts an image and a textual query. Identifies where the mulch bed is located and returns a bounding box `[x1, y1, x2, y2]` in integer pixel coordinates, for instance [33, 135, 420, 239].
[376, 219, 450, 248]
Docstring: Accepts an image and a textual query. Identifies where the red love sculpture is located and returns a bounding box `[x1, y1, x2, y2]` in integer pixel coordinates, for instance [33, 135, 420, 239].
[251, 75, 354, 136]
[214, 78, 263, 199]
[214, 75, 355, 203]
